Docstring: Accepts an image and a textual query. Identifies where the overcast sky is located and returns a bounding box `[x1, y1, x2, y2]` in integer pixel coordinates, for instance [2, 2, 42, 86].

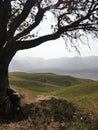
[15, 37, 98, 60]
[14, 12, 98, 60]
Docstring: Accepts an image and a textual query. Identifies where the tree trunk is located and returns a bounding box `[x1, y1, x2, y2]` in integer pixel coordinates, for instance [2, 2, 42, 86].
[0, 63, 9, 93]
[0, 57, 21, 117]
[0, 61, 11, 116]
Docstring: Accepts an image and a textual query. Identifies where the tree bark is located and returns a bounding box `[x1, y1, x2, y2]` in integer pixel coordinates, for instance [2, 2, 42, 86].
[0, 44, 21, 117]
[0, 62, 9, 93]
[0, 60, 11, 117]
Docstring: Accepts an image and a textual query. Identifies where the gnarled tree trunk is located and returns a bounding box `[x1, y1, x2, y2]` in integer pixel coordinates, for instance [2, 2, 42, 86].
[0, 46, 21, 117]
[0, 61, 11, 116]
[0, 63, 9, 93]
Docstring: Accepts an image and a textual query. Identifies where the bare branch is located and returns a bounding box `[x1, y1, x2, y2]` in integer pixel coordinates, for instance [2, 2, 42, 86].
[0, 0, 11, 48]
[7, 0, 36, 39]
[13, 8, 45, 41]
[16, 30, 61, 50]
[13, 0, 68, 40]
[15, 1, 98, 51]
[1, 0, 97, 55]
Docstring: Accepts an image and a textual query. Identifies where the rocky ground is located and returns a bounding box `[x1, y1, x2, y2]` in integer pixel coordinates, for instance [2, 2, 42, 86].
[0, 95, 97, 130]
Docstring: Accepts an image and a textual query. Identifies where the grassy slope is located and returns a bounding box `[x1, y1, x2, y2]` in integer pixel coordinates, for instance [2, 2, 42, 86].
[56, 82, 98, 115]
[1, 72, 96, 130]
[9, 72, 93, 88]
[9, 72, 98, 116]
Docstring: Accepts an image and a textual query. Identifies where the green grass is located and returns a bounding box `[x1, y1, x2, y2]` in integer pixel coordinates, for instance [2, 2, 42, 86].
[8, 72, 98, 129]
[9, 72, 93, 87]
[55, 82, 98, 116]
[9, 72, 98, 113]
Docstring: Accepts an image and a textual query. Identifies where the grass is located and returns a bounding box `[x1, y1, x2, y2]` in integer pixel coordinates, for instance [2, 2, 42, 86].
[9, 72, 98, 111]
[7, 72, 98, 129]
[9, 72, 93, 87]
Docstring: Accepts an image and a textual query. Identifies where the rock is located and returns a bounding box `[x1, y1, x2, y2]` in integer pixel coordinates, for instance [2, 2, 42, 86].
[7, 88, 21, 106]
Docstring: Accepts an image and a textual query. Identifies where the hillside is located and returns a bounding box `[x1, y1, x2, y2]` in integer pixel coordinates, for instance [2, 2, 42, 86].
[9, 72, 93, 95]
[2, 72, 97, 130]
[9, 73, 98, 113]
[9, 72, 93, 87]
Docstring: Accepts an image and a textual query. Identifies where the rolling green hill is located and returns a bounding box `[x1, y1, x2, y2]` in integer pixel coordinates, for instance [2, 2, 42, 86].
[9, 72, 98, 114]
[7, 72, 98, 129]
[9, 72, 93, 87]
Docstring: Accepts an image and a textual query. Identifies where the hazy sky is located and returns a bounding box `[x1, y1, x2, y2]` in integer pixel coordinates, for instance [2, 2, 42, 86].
[15, 12, 98, 60]
[15, 37, 98, 60]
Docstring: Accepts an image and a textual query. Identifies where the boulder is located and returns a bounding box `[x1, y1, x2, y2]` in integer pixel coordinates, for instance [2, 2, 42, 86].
[7, 88, 21, 106]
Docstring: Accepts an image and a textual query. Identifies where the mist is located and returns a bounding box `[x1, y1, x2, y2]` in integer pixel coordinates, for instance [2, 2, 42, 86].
[9, 56, 98, 80]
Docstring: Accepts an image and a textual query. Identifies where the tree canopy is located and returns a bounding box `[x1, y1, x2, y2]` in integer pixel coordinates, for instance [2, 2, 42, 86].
[0, 0, 98, 54]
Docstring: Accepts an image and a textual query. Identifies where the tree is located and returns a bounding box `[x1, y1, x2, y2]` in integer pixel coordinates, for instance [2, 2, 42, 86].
[0, 0, 98, 113]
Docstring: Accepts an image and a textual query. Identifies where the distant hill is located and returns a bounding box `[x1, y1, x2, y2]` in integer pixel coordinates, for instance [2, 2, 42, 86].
[9, 72, 93, 95]
[9, 56, 98, 80]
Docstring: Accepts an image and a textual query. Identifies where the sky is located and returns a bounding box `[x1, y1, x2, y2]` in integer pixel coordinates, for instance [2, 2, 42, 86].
[14, 11, 98, 60]
[15, 37, 98, 60]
